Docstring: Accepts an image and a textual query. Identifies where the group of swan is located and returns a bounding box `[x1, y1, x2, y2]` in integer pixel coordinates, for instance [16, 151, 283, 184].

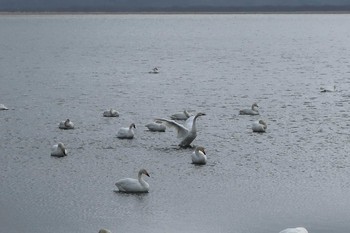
[115, 168, 150, 193]
[145, 120, 166, 132]
[191, 146, 207, 165]
[103, 108, 119, 117]
[149, 67, 159, 74]
[240, 103, 267, 133]
[117, 123, 136, 139]
[155, 112, 206, 148]
[170, 110, 191, 120]
[51, 142, 67, 157]
[0, 104, 8, 110]
[279, 227, 308, 233]
[58, 119, 74, 130]
[320, 85, 336, 93]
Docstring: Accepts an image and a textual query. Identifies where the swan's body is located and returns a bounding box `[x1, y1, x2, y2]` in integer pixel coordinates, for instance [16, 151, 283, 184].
[145, 121, 166, 132]
[279, 227, 308, 233]
[59, 119, 74, 129]
[98, 229, 111, 233]
[155, 112, 206, 148]
[191, 146, 207, 165]
[103, 109, 119, 117]
[320, 85, 336, 93]
[51, 142, 67, 157]
[0, 104, 8, 110]
[149, 67, 159, 74]
[252, 120, 267, 133]
[117, 123, 135, 139]
[170, 110, 191, 120]
[239, 103, 259, 115]
[115, 169, 150, 193]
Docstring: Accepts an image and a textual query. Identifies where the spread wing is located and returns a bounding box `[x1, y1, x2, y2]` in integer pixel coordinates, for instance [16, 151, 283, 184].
[184, 115, 195, 130]
[155, 118, 189, 138]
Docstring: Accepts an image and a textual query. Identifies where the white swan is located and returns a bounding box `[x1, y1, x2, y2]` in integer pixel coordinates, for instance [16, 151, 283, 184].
[103, 108, 119, 117]
[170, 110, 191, 120]
[155, 112, 206, 148]
[0, 104, 9, 110]
[145, 120, 166, 132]
[252, 120, 267, 133]
[149, 67, 159, 74]
[191, 146, 207, 165]
[51, 142, 67, 157]
[58, 119, 74, 129]
[117, 123, 135, 139]
[98, 229, 111, 233]
[239, 103, 259, 115]
[115, 169, 150, 193]
[279, 227, 308, 233]
[320, 85, 336, 93]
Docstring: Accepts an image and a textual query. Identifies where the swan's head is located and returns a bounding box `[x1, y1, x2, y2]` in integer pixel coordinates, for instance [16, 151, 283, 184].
[65, 119, 70, 123]
[57, 142, 66, 155]
[258, 120, 267, 128]
[252, 103, 259, 108]
[139, 169, 150, 177]
[129, 123, 136, 129]
[196, 146, 206, 155]
[195, 112, 206, 117]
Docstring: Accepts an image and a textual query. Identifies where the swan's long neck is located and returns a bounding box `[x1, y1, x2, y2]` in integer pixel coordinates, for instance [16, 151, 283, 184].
[191, 115, 200, 132]
[138, 172, 147, 187]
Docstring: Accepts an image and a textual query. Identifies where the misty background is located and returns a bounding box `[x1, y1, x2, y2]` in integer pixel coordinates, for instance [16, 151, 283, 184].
[1, 0, 350, 12]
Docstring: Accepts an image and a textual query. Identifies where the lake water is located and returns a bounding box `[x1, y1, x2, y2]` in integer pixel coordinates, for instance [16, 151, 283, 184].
[1, 14, 350, 233]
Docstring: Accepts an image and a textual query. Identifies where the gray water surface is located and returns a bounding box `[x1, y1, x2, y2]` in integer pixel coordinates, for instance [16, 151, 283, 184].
[1, 14, 350, 233]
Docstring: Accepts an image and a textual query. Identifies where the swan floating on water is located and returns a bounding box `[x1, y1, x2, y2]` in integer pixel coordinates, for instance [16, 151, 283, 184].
[149, 67, 159, 74]
[117, 123, 135, 139]
[239, 103, 259, 115]
[103, 109, 119, 117]
[320, 85, 336, 93]
[252, 120, 267, 133]
[115, 168, 150, 193]
[0, 104, 9, 110]
[170, 110, 191, 120]
[145, 120, 166, 132]
[191, 146, 207, 165]
[98, 229, 111, 233]
[279, 227, 308, 233]
[51, 142, 67, 157]
[58, 119, 74, 129]
[155, 112, 206, 148]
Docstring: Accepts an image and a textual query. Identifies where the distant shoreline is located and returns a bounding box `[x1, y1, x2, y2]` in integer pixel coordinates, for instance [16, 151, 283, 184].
[1, 11, 350, 15]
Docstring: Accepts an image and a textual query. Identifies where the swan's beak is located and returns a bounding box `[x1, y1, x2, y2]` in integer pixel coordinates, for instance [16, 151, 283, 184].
[146, 173, 150, 177]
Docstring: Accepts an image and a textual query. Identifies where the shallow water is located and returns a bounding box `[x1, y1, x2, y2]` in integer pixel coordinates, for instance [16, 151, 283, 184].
[1, 14, 350, 233]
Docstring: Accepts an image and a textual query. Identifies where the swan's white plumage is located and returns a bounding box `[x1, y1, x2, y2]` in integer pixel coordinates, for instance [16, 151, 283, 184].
[170, 110, 191, 120]
[191, 146, 207, 165]
[103, 109, 119, 117]
[252, 120, 267, 132]
[320, 85, 336, 93]
[279, 227, 308, 233]
[155, 112, 206, 147]
[117, 123, 135, 139]
[239, 103, 259, 115]
[149, 67, 159, 74]
[145, 121, 166, 132]
[58, 119, 74, 129]
[51, 142, 67, 157]
[0, 104, 8, 110]
[98, 229, 111, 233]
[115, 169, 150, 193]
